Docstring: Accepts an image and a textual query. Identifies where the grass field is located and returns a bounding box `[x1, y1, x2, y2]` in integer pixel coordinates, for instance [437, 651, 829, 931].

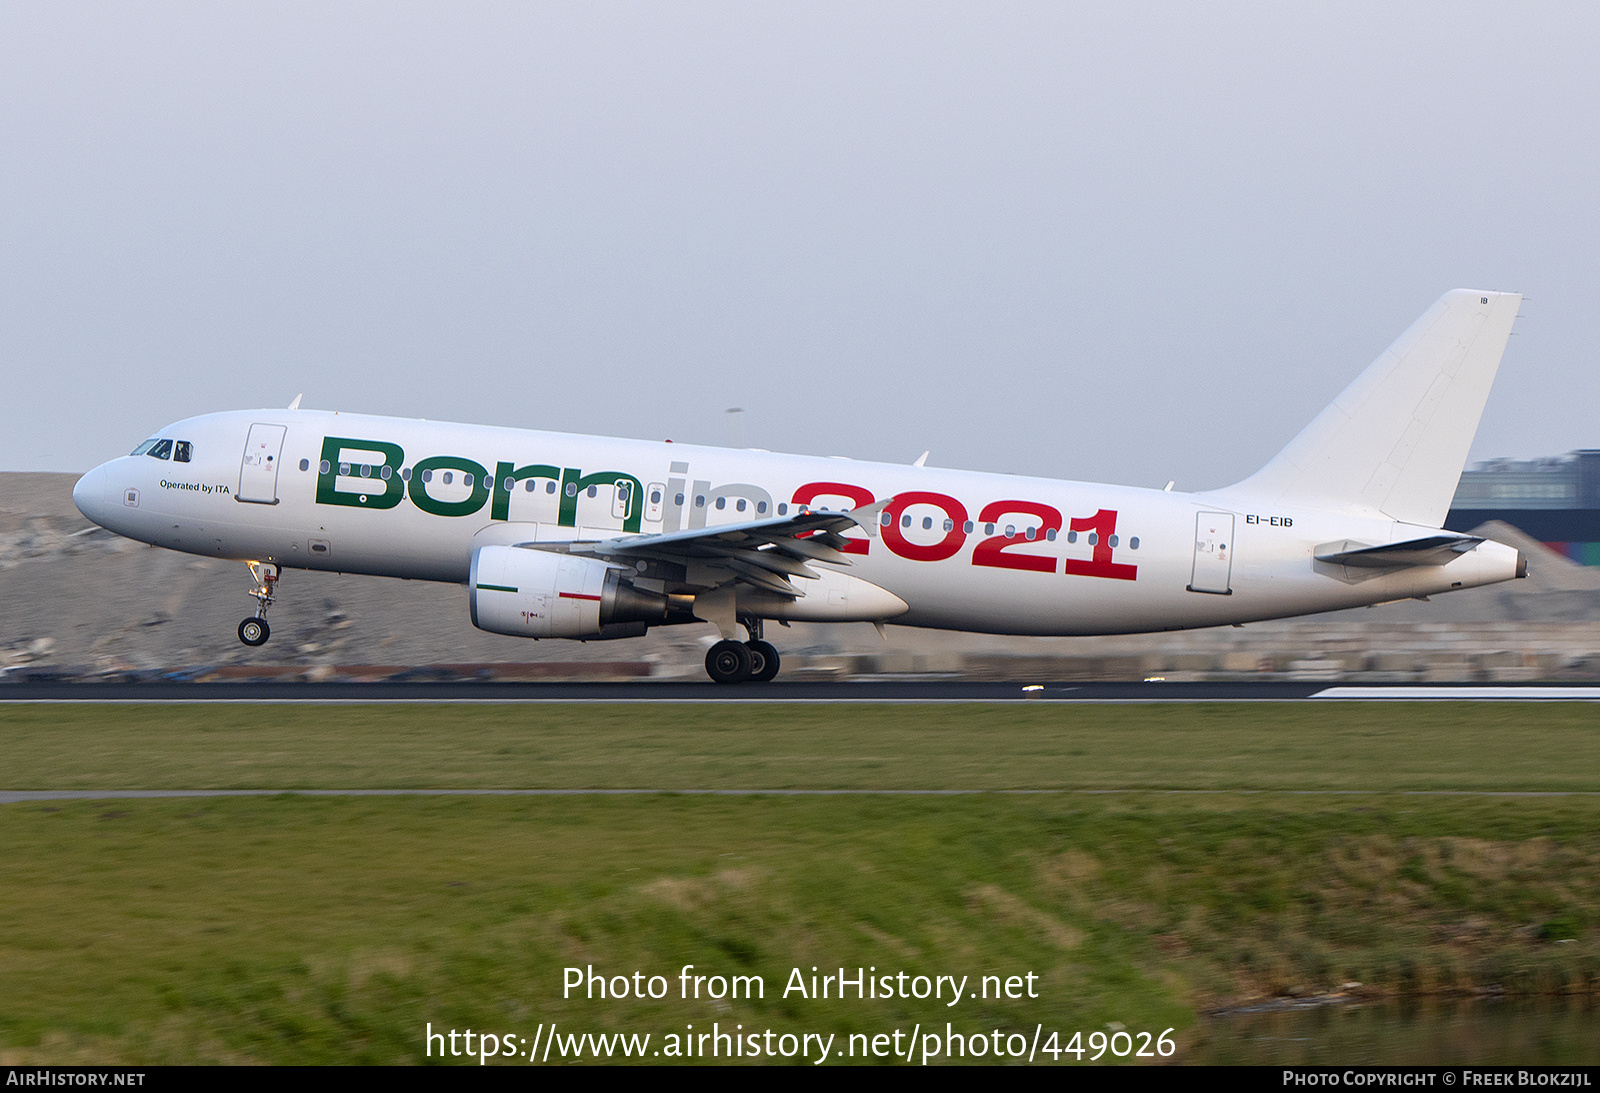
[1, 702, 1597, 1065]
[2, 702, 1598, 791]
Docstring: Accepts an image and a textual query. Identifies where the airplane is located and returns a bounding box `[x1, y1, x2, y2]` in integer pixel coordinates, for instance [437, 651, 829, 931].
[72, 290, 1526, 683]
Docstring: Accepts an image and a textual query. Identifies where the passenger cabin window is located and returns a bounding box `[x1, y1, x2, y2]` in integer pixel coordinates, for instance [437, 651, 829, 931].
[299, 459, 310, 472]
[173, 441, 192, 463]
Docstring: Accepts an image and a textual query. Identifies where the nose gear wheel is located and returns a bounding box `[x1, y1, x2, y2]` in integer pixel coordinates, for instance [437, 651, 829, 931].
[238, 561, 281, 647]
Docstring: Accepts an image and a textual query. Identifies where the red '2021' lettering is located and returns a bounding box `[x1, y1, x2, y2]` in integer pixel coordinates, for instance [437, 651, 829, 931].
[881, 491, 969, 562]
[973, 501, 1062, 572]
[791, 482, 874, 555]
[1062, 509, 1137, 581]
[788, 482, 1138, 581]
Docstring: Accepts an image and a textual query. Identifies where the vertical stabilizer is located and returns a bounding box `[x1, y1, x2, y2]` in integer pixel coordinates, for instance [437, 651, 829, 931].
[1227, 290, 1521, 527]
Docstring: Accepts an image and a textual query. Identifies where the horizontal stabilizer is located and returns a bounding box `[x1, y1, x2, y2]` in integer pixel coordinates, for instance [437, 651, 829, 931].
[1314, 533, 1483, 569]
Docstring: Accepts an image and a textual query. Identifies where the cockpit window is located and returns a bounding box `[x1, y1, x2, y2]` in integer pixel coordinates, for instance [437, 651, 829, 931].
[129, 437, 188, 460]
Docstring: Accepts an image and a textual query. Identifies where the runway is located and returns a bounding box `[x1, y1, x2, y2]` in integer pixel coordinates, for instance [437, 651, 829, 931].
[1, 680, 1598, 702]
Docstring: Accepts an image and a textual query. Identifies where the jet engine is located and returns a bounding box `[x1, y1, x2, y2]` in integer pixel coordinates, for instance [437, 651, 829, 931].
[469, 544, 685, 640]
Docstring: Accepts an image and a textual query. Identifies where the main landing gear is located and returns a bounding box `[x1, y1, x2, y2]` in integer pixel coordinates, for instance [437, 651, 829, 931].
[238, 561, 280, 647]
[704, 617, 781, 684]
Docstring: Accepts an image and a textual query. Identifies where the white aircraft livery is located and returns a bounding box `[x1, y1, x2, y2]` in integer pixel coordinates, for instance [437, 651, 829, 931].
[73, 290, 1526, 683]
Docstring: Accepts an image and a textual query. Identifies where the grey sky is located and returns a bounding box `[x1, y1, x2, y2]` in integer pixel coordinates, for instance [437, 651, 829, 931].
[3, 2, 1597, 489]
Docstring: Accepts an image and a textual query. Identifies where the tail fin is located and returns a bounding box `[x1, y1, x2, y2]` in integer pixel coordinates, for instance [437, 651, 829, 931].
[1228, 289, 1521, 527]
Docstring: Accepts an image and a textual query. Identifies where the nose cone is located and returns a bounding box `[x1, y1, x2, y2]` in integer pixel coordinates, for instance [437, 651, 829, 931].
[73, 464, 110, 526]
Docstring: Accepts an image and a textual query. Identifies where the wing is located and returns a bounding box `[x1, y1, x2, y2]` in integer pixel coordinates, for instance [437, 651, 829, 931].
[560, 497, 895, 597]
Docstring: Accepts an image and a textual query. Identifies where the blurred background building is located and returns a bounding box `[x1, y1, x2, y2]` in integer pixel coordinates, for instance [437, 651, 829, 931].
[1448, 450, 1600, 566]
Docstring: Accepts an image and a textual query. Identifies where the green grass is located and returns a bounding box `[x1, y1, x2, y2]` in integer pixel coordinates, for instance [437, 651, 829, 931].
[1, 793, 1597, 1064]
[1, 702, 1598, 1064]
[1, 702, 1597, 791]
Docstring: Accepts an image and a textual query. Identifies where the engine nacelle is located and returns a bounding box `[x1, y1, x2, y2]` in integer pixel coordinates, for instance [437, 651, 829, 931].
[470, 545, 674, 639]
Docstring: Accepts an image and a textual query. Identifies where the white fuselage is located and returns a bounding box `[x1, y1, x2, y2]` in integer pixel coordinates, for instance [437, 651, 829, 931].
[71, 408, 1521, 637]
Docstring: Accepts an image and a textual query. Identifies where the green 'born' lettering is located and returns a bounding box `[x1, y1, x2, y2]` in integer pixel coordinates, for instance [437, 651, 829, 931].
[409, 455, 491, 517]
[491, 461, 561, 521]
[316, 437, 405, 510]
[558, 468, 643, 532]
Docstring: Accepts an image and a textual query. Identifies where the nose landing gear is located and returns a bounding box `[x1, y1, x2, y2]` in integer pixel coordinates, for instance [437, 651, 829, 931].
[238, 561, 280, 647]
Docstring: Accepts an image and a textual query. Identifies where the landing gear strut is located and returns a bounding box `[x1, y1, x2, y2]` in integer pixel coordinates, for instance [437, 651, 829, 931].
[238, 561, 280, 647]
[704, 616, 781, 684]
